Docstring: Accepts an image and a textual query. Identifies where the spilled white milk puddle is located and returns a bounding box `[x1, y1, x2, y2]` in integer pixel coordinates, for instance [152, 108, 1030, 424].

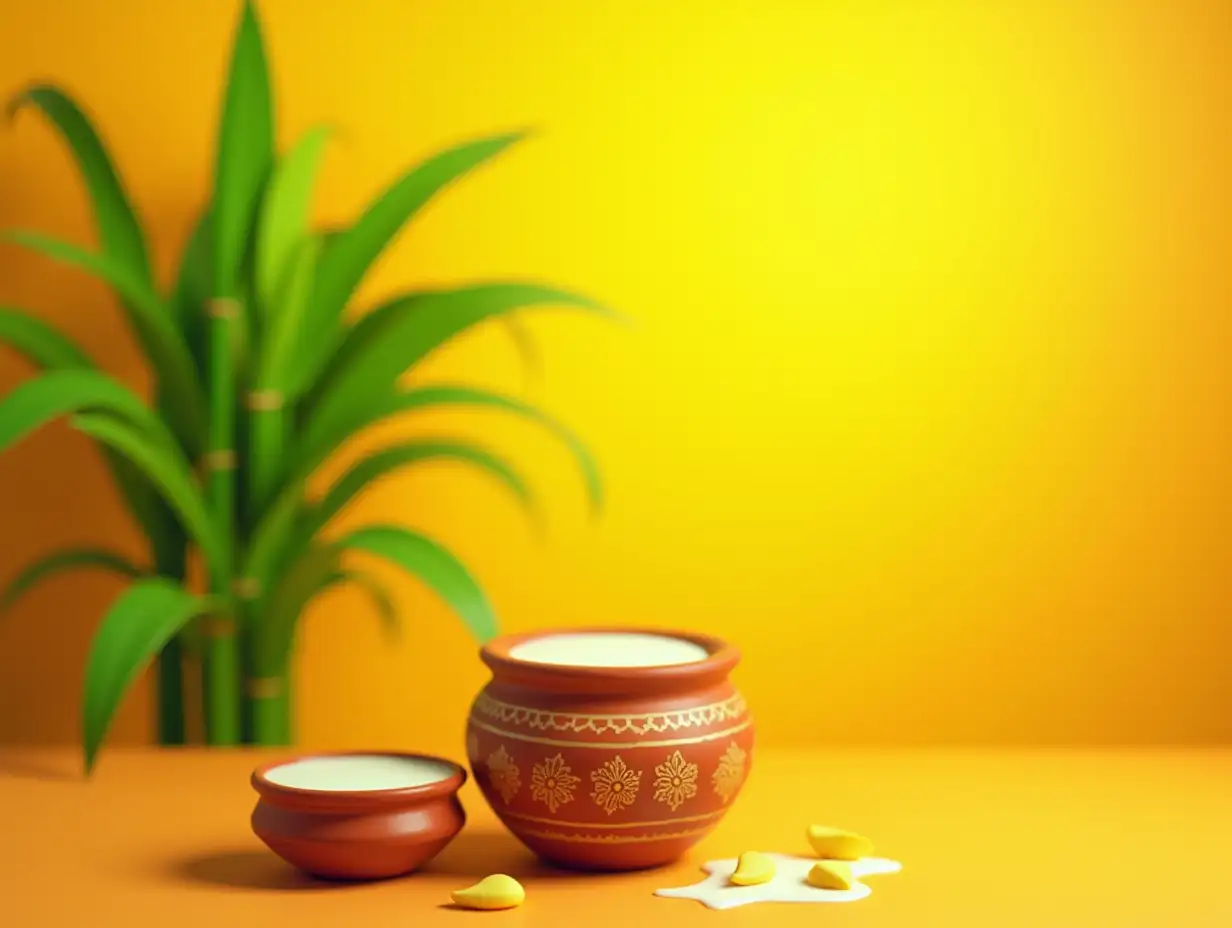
[655, 853, 902, 910]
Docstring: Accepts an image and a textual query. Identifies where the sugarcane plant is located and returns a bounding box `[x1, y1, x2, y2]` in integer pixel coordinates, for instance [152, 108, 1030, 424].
[0, 0, 612, 773]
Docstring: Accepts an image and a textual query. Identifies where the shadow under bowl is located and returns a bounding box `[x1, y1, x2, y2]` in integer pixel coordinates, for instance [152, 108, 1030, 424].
[250, 750, 467, 881]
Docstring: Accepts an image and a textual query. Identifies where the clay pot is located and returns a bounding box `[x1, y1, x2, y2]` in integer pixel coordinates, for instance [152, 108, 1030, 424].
[250, 751, 467, 880]
[465, 628, 754, 871]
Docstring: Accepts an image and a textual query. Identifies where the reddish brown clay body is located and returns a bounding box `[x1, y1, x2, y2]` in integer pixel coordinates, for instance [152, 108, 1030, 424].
[250, 751, 467, 880]
[466, 628, 755, 871]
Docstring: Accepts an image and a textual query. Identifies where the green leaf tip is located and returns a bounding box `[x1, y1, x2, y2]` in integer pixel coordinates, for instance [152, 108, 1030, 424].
[255, 124, 333, 314]
[340, 524, 499, 644]
[315, 435, 543, 539]
[82, 578, 216, 775]
[2, 82, 59, 125]
[496, 126, 536, 144]
[0, 230, 205, 454]
[212, 0, 275, 298]
[239, 0, 262, 30]
[0, 84, 155, 290]
[0, 548, 145, 616]
[403, 383, 605, 517]
[4, 84, 37, 125]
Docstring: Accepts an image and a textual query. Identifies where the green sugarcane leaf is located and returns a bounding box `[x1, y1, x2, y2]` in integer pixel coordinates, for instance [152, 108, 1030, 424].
[339, 524, 497, 643]
[262, 437, 539, 591]
[68, 412, 224, 588]
[256, 234, 319, 389]
[212, 0, 274, 301]
[270, 227, 538, 392]
[311, 225, 347, 271]
[255, 126, 331, 315]
[501, 313, 543, 390]
[1, 547, 146, 613]
[390, 384, 603, 513]
[0, 231, 205, 455]
[0, 317, 176, 558]
[171, 209, 213, 373]
[82, 578, 215, 773]
[0, 306, 93, 370]
[300, 383, 602, 514]
[241, 467, 305, 601]
[0, 368, 181, 458]
[258, 554, 404, 676]
[6, 89, 190, 582]
[327, 568, 401, 644]
[305, 282, 613, 445]
[246, 237, 316, 516]
[6, 84, 152, 283]
[289, 131, 528, 398]
[313, 437, 537, 537]
[9, 89, 200, 584]
[254, 543, 339, 675]
[104, 448, 175, 555]
[247, 434, 537, 602]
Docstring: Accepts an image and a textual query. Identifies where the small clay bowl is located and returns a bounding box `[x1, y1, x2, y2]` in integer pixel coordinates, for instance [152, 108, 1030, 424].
[250, 751, 467, 880]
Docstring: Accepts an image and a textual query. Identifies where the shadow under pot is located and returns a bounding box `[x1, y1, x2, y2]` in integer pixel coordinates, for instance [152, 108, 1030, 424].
[465, 628, 755, 871]
[250, 751, 467, 880]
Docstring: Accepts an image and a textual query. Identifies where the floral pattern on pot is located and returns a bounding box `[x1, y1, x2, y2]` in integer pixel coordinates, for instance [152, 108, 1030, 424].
[653, 751, 699, 810]
[466, 630, 755, 872]
[530, 754, 581, 813]
[711, 741, 748, 804]
[486, 745, 522, 804]
[590, 755, 641, 814]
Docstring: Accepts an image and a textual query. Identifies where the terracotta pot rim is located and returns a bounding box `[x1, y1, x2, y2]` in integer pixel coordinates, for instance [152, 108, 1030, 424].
[480, 626, 739, 690]
[250, 750, 467, 810]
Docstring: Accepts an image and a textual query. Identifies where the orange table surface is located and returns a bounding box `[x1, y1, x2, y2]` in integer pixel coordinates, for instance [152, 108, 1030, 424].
[3, 746, 1230, 926]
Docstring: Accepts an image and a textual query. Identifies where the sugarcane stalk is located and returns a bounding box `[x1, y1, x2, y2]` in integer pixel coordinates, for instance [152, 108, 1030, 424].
[150, 456, 188, 745]
[155, 638, 186, 744]
[245, 384, 292, 745]
[248, 670, 291, 745]
[247, 388, 286, 515]
[203, 299, 242, 745]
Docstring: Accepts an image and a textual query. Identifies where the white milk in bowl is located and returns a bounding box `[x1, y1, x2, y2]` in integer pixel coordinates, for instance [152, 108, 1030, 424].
[263, 755, 456, 792]
[508, 632, 711, 668]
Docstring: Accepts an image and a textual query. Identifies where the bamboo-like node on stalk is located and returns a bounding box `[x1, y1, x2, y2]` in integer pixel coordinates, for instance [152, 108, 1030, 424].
[202, 449, 237, 471]
[206, 297, 241, 319]
[246, 677, 284, 699]
[202, 616, 236, 638]
[247, 389, 285, 411]
[232, 577, 260, 599]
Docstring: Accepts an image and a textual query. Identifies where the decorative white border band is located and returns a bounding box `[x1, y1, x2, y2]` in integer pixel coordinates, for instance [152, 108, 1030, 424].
[471, 692, 749, 735]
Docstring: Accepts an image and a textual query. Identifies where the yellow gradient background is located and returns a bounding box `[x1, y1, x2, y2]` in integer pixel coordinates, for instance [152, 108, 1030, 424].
[0, 0, 1229, 752]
